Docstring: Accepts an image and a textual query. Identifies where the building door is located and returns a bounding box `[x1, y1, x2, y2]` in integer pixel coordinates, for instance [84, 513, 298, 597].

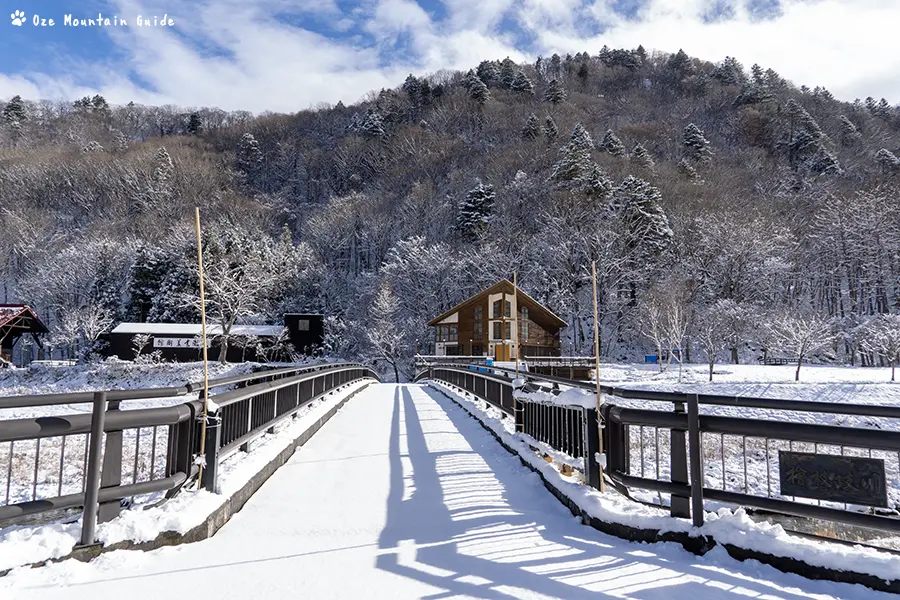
[495, 344, 510, 361]
[472, 343, 483, 356]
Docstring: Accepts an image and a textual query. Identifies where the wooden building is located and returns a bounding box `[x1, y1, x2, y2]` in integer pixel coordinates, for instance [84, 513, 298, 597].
[0, 305, 49, 366]
[104, 314, 325, 363]
[427, 280, 566, 361]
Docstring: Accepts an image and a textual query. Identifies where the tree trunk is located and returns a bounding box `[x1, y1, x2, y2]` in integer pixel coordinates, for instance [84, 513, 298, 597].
[893, 359, 896, 383]
[795, 356, 802, 381]
[709, 359, 714, 382]
[731, 346, 738, 364]
[218, 338, 228, 364]
[393, 361, 400, 383]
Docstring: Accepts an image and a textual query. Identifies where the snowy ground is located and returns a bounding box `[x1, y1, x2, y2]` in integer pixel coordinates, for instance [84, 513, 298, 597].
[1, 383, 891, 599]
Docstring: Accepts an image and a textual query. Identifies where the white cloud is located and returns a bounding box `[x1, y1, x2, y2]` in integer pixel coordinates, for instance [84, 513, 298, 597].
[0, 0, 897, 113]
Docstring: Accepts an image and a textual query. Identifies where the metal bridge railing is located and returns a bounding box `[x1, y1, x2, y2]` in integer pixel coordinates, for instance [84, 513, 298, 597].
[417, 362, 900, 547]
[0, 361, 379, 548]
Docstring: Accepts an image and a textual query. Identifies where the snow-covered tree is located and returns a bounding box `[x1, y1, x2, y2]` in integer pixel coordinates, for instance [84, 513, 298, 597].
[768, 311, 835, 381]
[551, 123, 594, 184]
[476, 61, 500, 87]
[543, 116, 558, 141]
[361, 109, 386, 138]
[631, 143, 654, 169]
[599, 129, 627, 157]
[510, 70, 534, 95]
[522, 113, 540, 140]
[463, 70, 490, 104]
[186, 113, 203, 135]
[367, 283, 409, 382]
[236, 132, 263, 184]
[682, 123, 712, 162]
[860, 314, 900, 381]
[875, 148, 900, 174]
[839, 115, 862, 147]
[543, 79, 566, 105]
[456, 180, 496, 241]
[694, 303, 729, 381]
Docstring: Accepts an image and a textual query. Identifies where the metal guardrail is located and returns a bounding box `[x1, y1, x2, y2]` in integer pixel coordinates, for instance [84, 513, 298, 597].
[0, 362, 380, 547]
[415, 365, 603, 489]
[417, 362, 900, 545]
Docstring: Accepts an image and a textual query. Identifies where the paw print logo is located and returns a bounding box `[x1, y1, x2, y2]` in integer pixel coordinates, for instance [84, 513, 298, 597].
[10, 10, 26, 26]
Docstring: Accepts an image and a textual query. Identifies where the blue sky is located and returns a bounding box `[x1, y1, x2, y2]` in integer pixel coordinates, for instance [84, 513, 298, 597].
[0, 0, 898, 113]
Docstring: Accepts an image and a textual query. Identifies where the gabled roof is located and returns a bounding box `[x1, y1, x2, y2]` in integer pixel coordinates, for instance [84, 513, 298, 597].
[0, 305, 49, 334]
[427, 280, 567, 328]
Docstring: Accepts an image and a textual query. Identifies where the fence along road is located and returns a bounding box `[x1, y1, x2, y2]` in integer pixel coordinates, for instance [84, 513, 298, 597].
[0, 383, 880, 600]
[0, 361, 380, 545]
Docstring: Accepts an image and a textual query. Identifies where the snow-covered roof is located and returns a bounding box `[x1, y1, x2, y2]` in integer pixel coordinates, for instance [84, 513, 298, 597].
[0, 304, 49, 333]
[111, 323, 284, 337]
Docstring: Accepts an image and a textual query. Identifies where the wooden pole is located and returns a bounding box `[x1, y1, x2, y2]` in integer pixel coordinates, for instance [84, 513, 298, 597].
[513, 272, 519, 379]
[195, 207, 211, 490]
[592, 261, 605, 492]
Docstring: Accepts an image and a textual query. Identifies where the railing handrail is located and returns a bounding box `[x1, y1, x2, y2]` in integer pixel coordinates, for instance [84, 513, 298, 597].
[0, 360, 367, 410]
[422, 362, 900, 419]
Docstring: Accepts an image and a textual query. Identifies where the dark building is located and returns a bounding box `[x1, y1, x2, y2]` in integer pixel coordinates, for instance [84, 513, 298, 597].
[104, 314, 325, 363]
[284, 314, 325, 355]
[0, 305, 48, 367]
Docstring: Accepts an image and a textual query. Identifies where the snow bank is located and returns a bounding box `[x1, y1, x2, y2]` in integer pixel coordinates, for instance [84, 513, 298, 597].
[515, 386, 598, 409]
[0, 379, 370, 572]
[431, 380, 900, 584]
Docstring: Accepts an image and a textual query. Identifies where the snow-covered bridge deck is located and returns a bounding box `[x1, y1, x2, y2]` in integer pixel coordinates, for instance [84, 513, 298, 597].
[1, 384, 888, 599]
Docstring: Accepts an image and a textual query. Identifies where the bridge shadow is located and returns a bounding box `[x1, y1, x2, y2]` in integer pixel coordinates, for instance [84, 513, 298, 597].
[374, 384, 857, 600]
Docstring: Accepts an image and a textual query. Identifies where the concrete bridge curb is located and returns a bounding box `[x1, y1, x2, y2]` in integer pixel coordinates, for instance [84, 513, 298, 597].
[0, 381, 373, 577]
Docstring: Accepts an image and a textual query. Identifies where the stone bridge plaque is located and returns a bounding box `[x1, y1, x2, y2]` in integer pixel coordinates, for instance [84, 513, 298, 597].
[778, 451, 888, 507]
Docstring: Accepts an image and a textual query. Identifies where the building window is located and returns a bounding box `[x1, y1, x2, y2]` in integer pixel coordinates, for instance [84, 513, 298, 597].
[492, 321, 501, 340]
[449, 326, 458, 342]
[519, 307, 529, 341]
[297, 319, 310, 331]
[473, 306, 483, 339]
[491, 299, 511, 318]
[505, 322, 512, 340]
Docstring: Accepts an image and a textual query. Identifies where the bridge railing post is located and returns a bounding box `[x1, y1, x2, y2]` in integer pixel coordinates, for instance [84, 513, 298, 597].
[77, 391, 107, 548]
[202, 395, 221, 493]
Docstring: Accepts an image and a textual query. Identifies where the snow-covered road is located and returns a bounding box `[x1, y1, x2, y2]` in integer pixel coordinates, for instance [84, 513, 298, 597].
[0, 384, 891, 599]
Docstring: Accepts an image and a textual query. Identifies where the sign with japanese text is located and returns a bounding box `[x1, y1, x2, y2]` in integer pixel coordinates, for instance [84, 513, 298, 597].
[153, 337, 208, 349]
[779, 451, 887, 507]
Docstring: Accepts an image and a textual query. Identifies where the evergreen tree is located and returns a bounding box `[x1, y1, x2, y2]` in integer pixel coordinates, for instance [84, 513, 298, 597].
[361, 109, 386, 138]
[783, 100, 839, 173]
[500, 57, 517, 88]
[682, 123, 712, 162]
[875, 148, 900, 174]
[551, 123, 594, 183]
[614, 175, 674, 260]
[577, 62, 589, 85]
[402, 74, 422, 105]
[667, 49, 692, 76]
[710, 56, 745, 85]
[456, 181, 496, 240]
[543, 79, 566, 105]
[599, 129, 627, 156]
[543, 116, 558, 141]
[476, 61, 500, 87]
[510, 70, 535, 95]
[237, 132, 263, 184]
[733, 82, 773, 107]
[464, 70, 490, 104]
[2, 95, 26, 124]
[186, 113, 203, 135]
[149, 147, 175, 207]
[840, 115, 862, 147]
[632, 143, 654, 168]
[125, 244, 168, 321]
[522, 113, 540, 140]
[751, 63, 765, 85]
[677, 158, 700, 181]
[549, 54, 562, 79]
